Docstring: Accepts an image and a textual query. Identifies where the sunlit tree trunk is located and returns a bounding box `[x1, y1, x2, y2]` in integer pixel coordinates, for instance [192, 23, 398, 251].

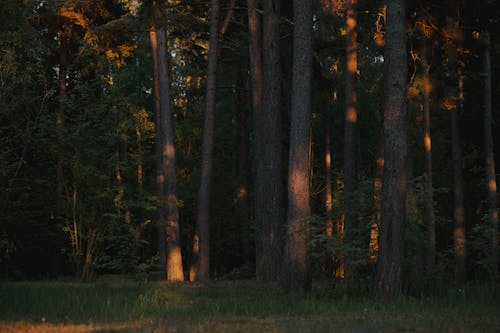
[343, 0, 358, 279]
[149, 27, 167, 278]
[255, 0, 283, 282]
[150, 3, 184, 280]
[375, 0, 407, 301]
[283, 0, 313, 292]
[190, 0, 220, 281]
[420, 39, 436, 276]
[482, 31, 498, 278]
[157, 26, 184, 281]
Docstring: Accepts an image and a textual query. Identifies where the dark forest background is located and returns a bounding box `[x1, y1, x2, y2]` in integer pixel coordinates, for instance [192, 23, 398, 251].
[1, 0, 499, 297]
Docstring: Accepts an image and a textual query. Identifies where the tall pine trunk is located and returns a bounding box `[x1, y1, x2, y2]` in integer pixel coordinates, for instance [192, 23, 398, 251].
[149, 27, 167, 278]
[283, 0, 313, 292]
[375, 0, 407, 300]
[150, 6, 184, 281]
[190, 0, 220, 281]
[420, 39, 436, 277]
[255, 0, 283, 282]
[157, 27, 184, 281]
[247, 0, 264, 277]
[343, 0, 358, 279]
[482, 31, 498, 278]
[446, 14, 466, 283]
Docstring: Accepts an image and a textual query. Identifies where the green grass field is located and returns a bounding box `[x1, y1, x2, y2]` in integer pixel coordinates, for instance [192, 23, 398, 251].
[0, 280, 499, 332]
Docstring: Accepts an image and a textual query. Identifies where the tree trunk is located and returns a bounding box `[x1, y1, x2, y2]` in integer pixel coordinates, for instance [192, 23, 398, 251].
[374, 0, 407, 301]
[150, 4, 184, 280]
[235, 69, 251, 264]
[482, 31, 498, 278]
[343, 0, 358, 280]
[190, 0, 220, 281]
[369, 136, 383, 264]
[324, 90, 334, 274]
[247, 0, 264, 276]
[255, 0, 284, 282]
[420, 39, 436, 277]
[283, 0, 313, 292]
[446, 15, 466, 283]
[157, 27, 184, 281]
[149, 27, 167, 279]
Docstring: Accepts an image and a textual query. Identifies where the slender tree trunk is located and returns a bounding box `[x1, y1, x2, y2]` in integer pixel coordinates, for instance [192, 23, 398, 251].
[445, 15, 466, 283]
[190, 0, 220, 281]
[247, 0, 264, 278]
[247, 0, 264, 276]
[56, 43, 68, 218]
[283, 0, 313, 292]
[149, 4, 184, 280]
[420, 39, 436, 276]
[149, 27, 167, 279]
[482, 31, 498, 278]
[374, 0, 407, 301]
[235, 69, 251, 264]
[369, 136, 383, 264]
[157, 27, 184, 281]
[324, 90, 334, 274]
[255, 0, 283, 282]
[343, 0, 358, 279]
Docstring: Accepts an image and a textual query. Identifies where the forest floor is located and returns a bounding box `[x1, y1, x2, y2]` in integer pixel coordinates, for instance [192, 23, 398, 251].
[0, 279, 499, 332]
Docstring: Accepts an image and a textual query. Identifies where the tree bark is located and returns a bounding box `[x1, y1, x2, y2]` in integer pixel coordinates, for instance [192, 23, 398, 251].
[419, 39, 436, 277]
[247, 0, 264, 276]
[150, 3, 184, 280]
[324, 90, 334, 274]
[283, 0, 313, 292]
[343, 0, 358, 279]
[157, 27, 184, 281]
[254, 0, 284, 282]
[446, 15, 466, 283]
[149, 27, 167, 279]
[375, 0, 407, 301]
[235, 67, 251, 265]
[482, 31, 498, 278]
[190, 0, 220, 281]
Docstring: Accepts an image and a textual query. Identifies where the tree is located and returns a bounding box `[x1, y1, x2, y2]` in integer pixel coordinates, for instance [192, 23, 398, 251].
[343, 0, 358, 279]
[445, 13, 466, 283]
[375, 0, 408, 300]
[190, 0, 220, 281]
[419, 38, 436, 277]
[253, 0, 284, 282]
[481, 31, 498, 278]
[283, 0, 313, 292]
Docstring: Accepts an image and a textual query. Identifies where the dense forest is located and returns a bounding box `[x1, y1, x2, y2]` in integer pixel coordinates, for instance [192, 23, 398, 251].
[1, 0, 499, 300]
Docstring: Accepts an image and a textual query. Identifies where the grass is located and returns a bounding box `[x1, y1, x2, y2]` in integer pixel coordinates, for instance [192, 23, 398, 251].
[0, 280, 499, 332]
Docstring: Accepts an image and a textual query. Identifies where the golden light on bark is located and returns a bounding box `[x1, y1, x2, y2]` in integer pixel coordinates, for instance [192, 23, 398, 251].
[137, 165, 143, 187]
[237, 187, 247, 201]
[454, 226, 466, 257]
[368, 222, 379, 264]
[376, 156, 384, 168]
[325, 151, 331, 169]
[424, 134, 432, 153]
[346, 106, 357, 123]
[489, 179, 497, 193]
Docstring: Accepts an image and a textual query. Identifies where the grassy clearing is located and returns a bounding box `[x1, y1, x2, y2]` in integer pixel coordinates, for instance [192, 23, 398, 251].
[0, 280, 499, 332]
